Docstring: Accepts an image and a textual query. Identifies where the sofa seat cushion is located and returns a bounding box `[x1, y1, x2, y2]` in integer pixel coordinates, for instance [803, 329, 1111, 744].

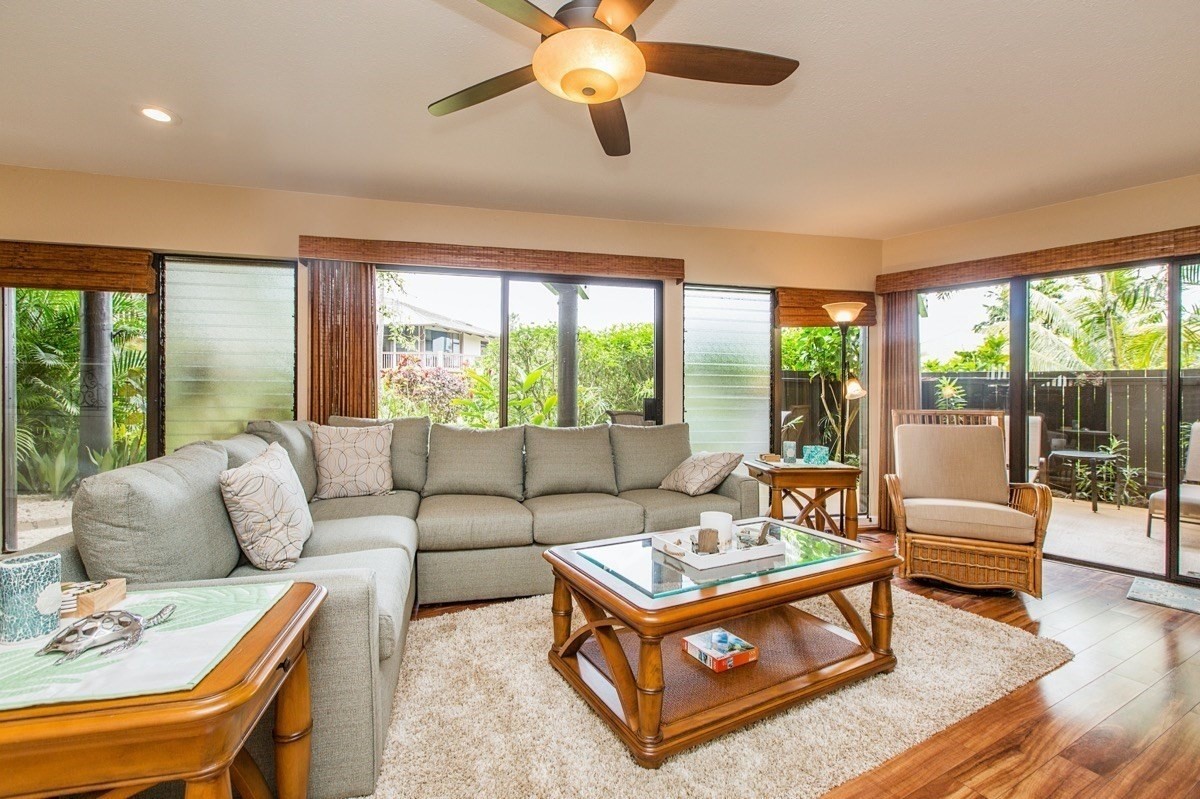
[903, 498, 1036, 544]
[73, 443, 242, 584]
[524, 493, 645, 545]
[610, 424, 693, 492]
[618, 488, 742, 533]
[231, 546, 410, 662]
[416, 494, 533, 551]
[328, 415, 431, 492]
[423, 425, 525, 500]
[524, 425, 618, 498]
[309, 490, 421, 522]
[304, 515, 419, 562]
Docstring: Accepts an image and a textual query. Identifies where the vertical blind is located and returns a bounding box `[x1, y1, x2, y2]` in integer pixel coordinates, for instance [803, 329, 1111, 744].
[683, 286, 773, 457]
[164, 258, 296, 452]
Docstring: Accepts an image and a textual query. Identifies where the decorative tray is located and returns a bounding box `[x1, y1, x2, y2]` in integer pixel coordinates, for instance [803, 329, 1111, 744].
[651, 523, 786, 570]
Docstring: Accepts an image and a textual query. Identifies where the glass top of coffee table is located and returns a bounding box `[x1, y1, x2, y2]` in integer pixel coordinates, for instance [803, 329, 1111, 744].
[575, 521, 862, 599]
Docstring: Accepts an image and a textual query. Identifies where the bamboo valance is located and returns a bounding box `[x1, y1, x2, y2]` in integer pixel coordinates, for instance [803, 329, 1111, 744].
[0, 241, 156, 294]
[876, 224, 1200, 294]
[775, 287, 877, 327]
[299, 236, 685, 283]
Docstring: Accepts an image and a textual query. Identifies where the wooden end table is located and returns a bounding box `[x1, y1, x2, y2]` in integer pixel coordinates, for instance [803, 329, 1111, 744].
[0, 581, 325, 799]
[544, 519, 900, 767]
[745, 459, 862, 539]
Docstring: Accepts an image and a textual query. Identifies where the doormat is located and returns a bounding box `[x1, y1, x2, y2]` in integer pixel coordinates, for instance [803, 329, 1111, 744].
[1127, 577, 1200, 614]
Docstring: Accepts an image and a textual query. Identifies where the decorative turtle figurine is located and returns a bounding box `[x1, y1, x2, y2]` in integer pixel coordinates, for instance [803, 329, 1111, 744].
[37, 604, 176, 665]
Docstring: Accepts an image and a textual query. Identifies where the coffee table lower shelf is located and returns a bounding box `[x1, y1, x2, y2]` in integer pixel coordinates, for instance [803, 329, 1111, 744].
[549, 605, 896, 767]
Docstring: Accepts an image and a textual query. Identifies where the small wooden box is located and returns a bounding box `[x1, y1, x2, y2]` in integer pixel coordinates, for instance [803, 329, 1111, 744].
[61, 579, 126, 618]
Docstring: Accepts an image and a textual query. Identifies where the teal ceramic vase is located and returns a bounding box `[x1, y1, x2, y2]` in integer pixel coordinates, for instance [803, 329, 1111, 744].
[0, 552, 62, 643]
[802, 445, 830, 465]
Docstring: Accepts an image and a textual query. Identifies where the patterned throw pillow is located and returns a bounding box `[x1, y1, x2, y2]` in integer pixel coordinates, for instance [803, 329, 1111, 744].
[219, 443, 314, 571]
[312, 423, 394, 499]
[659, 451, 744, 497]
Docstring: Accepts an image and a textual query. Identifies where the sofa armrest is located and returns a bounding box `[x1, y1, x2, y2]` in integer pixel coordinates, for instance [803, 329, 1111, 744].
[883, 474, 908, 534]
[716, 473, 761, 520]
[27, 532, 88, 582]
[134, 568, 386, 798]
[1009, 482, 1053, 548]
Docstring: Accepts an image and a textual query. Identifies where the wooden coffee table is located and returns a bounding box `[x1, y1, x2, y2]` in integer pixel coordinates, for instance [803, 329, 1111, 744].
[543, 519, 900, 767]
[0, 581, 325, 799]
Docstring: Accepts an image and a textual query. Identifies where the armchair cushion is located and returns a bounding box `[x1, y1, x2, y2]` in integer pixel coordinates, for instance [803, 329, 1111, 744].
[903, 497, 1036, 545]
[894, 424, 1009, 505]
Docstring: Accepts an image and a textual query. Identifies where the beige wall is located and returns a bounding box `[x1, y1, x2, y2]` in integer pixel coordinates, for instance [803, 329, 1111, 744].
[0, 165, 883, 467]
[883, 173, 1200, 272]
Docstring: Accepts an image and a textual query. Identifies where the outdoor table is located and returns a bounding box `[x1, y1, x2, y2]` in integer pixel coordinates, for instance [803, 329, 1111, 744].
[1049, 449, 1119, 513]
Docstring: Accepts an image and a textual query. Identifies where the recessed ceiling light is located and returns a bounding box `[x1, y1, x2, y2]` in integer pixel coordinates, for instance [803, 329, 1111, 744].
[140, 106, 175, 124]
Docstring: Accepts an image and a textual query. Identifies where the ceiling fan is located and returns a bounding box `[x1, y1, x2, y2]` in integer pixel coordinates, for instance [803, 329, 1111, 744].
[428, 0, 799, 156]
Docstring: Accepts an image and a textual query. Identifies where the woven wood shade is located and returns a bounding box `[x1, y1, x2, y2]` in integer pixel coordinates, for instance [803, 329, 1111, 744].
[0, 241, 155, 294]
[299, 236, 685, 283]
[306, 259, 378, 424]
[776, 288, 877, 327]
[877, 224, 1200, 294]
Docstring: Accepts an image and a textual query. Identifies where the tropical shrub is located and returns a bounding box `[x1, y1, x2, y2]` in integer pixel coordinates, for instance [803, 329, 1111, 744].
[379, 354, 467, 424]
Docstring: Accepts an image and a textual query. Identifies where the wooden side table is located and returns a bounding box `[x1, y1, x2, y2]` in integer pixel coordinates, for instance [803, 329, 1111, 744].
[0, 581, 325, 799]
[745, 460, 862, 539]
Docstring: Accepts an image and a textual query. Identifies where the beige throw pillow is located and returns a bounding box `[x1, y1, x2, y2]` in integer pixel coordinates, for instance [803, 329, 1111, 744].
[313, 423, 394, 499]
[659, 451, 743, 497]
[219, 442, 314, 571]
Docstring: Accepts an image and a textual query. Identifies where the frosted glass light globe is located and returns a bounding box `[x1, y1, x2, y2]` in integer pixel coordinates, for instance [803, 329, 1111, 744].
[533, 28, 646, 104]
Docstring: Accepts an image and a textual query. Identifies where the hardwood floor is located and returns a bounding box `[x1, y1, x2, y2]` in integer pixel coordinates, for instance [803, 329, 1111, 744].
[414, 536, 1200, 798]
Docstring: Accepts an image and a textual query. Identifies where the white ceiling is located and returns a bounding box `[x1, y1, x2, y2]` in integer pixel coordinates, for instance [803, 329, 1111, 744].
[2, 1, 1199, 239]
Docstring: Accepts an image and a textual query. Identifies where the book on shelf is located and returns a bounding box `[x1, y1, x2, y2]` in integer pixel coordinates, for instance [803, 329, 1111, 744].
[682, 627, 758, 673]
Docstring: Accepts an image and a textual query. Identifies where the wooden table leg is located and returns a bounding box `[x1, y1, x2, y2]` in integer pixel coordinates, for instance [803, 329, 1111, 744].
[844, 485, 859, 540]
[870, 580, 894, 659]
[1089, 459, 1100, 513]
[636, 636, 664, 747]
[274, 649, 313, 799]
[184, 770, 232, 799]
[552, 576, 573, 650]
[769, 486, 784, 520]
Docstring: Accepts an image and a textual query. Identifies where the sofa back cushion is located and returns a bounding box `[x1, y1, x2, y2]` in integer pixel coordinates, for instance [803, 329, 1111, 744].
[212, 434, 269, 469]
[327, 415, 430, 492]
[610, 423, 693, 492]
[246, 420, 317, 500]
[524, 425, 617, 498]
[423, 425, 525, 500]
[73, 443, 241, 583]
[894, 424, 1010, 505]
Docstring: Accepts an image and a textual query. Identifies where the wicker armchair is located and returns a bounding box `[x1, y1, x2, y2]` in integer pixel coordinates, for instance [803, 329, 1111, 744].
[886, 421, 1052, 598]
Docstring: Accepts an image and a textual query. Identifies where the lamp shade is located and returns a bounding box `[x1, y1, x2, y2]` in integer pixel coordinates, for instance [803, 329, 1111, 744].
[822, 301, 867, 325]
[844, 375, 867, 400]
[532, 28, 647, 104]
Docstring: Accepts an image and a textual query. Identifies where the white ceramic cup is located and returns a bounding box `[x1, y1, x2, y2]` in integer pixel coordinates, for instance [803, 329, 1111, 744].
[700, 511, 735, 552]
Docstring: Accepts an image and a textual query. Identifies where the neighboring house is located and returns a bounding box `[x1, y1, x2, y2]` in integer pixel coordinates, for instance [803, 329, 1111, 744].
[377, 298, 495, 371]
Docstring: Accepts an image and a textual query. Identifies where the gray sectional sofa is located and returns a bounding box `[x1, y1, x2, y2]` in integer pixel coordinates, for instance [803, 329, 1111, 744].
[32, 420, 758, 799]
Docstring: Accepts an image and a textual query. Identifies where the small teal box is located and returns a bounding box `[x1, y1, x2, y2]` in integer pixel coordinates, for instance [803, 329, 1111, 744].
[802, 445, 831, 465]
[0, 552, 62, 643]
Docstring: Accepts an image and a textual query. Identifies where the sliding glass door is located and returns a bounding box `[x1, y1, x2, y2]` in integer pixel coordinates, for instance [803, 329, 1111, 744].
[1174, 261, 1200, 582]
[3, 289, 149, 551]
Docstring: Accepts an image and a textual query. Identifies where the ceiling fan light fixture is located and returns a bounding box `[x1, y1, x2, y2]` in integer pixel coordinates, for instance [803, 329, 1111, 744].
[532, 27, 646, 104]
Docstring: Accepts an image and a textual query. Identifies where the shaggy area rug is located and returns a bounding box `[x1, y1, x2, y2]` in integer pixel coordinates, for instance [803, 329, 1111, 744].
[367, 587, 1071, 799]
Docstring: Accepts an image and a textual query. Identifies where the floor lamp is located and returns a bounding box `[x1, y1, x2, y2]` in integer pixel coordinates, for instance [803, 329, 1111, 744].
[822, 302, 867, 464]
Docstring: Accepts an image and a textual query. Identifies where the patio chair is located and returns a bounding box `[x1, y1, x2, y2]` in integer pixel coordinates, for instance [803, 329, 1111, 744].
[1146, 421, 1200, 537]
[1003, 413, 1049, 483]
[886, 422, 1053, 598]
[606, 410, 648, 426]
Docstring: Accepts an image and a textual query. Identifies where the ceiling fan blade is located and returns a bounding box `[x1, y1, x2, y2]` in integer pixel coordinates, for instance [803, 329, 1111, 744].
[593, 0, 655, 34]
[474, 0, 566, 36]
[588, 100, 631, 156]
[428, 65, 536, 116]
[636, 42, 799, 85]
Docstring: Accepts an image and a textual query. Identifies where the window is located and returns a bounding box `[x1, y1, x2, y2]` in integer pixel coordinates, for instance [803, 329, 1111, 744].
[375, 269, 661, 429]
[683, 286, 772, 456]
[163, 258, 296, 453]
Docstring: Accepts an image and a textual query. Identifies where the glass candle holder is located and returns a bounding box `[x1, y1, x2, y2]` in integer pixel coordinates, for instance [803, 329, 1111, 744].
[782, 441, 798, 463]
